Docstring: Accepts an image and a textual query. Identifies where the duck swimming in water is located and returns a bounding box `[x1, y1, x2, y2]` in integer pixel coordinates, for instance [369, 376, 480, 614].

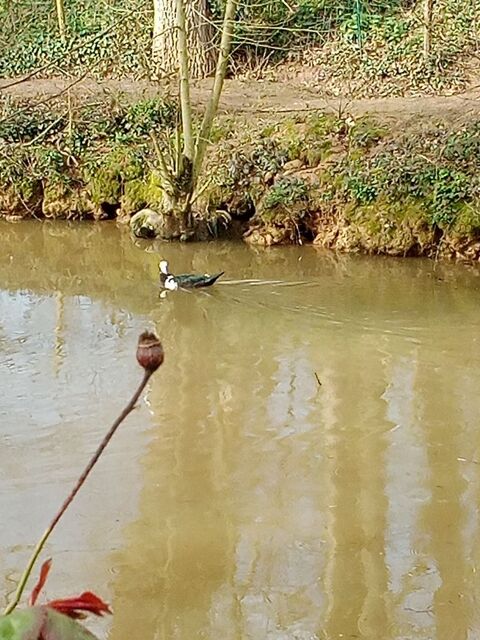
[159, 260, 224, 290]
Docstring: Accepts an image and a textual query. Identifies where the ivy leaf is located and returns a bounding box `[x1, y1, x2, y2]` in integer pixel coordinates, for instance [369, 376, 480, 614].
[0, 607, 100, 640]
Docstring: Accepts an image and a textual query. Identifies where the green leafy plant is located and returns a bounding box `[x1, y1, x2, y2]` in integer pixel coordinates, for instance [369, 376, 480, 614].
[0, 0, 153, 78]
[226, 140, 288, 188]
[96, 99, 177, 142]
[263, 176, 309, 210]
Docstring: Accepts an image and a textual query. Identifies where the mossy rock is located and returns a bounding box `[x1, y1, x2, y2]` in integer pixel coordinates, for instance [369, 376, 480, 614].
[257, 176, 310, 224]
[257, 200, 310, 224]
[130, 208, 163, 238]
[130, 208, 188, 240]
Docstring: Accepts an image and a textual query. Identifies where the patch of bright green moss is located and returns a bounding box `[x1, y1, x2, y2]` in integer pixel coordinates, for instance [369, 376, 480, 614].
[450, 201, 480, 235]
[340, 198, 434, 255]
[122, 173, 165, 215]
[83, 146, 146, 205]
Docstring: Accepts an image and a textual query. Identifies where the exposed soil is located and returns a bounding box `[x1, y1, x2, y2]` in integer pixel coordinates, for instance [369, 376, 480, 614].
[1, 76, 480, 124]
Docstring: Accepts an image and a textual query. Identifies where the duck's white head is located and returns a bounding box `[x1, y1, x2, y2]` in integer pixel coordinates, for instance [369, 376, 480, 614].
[159, 260, 169, 275]
[164, 275, 179, 291]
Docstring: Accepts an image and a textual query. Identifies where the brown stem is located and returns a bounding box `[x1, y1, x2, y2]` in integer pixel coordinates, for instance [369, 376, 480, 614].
[3, 369, 152, 616]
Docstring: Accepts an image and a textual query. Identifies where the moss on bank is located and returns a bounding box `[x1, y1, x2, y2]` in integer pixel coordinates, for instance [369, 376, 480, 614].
[0, 95, 175, 218]
[1, 94, 480, 260]
[203, 112, 480, 259]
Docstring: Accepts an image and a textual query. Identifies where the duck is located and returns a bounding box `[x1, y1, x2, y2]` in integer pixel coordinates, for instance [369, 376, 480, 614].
[159, 260, 225, 290]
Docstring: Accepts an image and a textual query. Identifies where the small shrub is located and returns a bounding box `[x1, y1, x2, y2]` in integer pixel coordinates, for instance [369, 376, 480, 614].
[97, 99, 177, 142]
[227, 140, 288, 187]
[263, 176, 309, 210]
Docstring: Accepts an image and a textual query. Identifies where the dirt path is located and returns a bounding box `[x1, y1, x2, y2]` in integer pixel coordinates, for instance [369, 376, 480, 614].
[1, 76, 480, 121]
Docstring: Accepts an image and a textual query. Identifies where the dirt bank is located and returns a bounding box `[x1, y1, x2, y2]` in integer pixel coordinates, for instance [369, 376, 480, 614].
[1, 79, 480, 261]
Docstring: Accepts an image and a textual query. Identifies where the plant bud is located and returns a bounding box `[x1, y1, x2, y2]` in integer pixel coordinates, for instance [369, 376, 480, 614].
[136, 331, 164, 373]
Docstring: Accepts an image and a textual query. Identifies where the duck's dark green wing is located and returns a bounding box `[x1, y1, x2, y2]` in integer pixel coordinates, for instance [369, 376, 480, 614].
[175, 272, 224, 288]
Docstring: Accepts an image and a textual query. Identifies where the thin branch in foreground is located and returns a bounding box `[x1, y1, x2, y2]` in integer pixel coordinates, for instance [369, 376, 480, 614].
[3, 331, 164, 616]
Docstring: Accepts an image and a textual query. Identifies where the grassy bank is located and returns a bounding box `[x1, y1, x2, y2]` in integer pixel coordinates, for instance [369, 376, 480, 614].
[1, 94, 480, 260]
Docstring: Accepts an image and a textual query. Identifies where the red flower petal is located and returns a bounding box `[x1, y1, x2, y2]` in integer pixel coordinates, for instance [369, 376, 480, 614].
[30, 559, 52, 606]
[47, 591, 112, 619]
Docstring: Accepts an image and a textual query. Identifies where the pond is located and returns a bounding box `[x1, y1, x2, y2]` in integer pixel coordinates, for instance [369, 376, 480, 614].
[1, 220, 480, 640]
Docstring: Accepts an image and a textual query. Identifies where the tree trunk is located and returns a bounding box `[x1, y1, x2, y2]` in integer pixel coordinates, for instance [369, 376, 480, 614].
[423, 0, 434, 60]
[152, 0, 215, 78]
[55, 0, 67, 43]
[149, 0, 237, 239]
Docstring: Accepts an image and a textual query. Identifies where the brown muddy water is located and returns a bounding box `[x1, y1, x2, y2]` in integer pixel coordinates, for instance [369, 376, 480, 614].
[1, 220, 480, 640]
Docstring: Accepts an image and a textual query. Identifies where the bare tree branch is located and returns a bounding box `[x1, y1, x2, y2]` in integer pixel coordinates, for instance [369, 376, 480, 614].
[176, 0, 194, 161]
[193, 0, 238, 186]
